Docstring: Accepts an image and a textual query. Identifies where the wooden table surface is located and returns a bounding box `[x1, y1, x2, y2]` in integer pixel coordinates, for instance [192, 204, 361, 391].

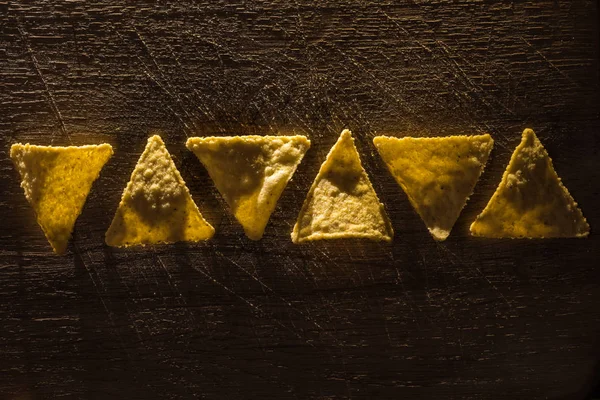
[1, 1, 599, 399]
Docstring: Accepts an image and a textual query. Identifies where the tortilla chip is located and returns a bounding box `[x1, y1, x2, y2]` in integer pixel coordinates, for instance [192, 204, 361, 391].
[10, 143, 113, 254]
[291, 129, 393, 243]
[105, 135, 214, 247]
[186, 135, 310, 240]
[470, 128, 589, 238]
[374, 134, 493, 240]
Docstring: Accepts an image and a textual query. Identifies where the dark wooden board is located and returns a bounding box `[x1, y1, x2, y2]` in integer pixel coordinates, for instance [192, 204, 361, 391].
[1, 1, 600, 399]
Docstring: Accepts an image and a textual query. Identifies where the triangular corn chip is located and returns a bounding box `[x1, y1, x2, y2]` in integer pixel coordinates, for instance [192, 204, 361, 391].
[291, 129, 393, 243]
[105, 135, 214, 247]
[186, 135, 310, 240]
[374, 134, 493, 240]
[10, 143, 113, 254]
[470, 129, 589, 238]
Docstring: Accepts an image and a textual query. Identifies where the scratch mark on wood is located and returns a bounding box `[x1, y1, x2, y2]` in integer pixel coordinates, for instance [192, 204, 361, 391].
[189, 261, 318, 347]
[520, 36, 582, 89]
[216, 250, 336, 343]
[16, 21, 71, 144]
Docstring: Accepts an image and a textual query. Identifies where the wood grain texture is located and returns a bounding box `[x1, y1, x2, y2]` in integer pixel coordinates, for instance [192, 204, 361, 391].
[1, 1, 599, 399]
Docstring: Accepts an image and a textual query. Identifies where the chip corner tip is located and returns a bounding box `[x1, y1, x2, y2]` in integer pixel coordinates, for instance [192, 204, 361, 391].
[246, 233, 263, 241]
[522, 128, 536, 138]
[103, 234, 115, 247]
[100, 143, 115, 156]
[468, 221, 479, 235]
[49, 241, 68, 255]
[185, 137, 195, 148]
[481, 132, 493, 141]
[9, 143, 24, 157]
[299, 135, 311, 146]
[206, 225, 216, 239]
[429, 227, 450, 241]
[290, 228, 300, 244]
[372, 136, 383, 146]
[148, 134, 164, 144]
[579, 224, 591, 238]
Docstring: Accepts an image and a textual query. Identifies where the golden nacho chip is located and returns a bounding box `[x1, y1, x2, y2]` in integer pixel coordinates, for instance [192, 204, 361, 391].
[291, 129, 393, 243]
[470, 128, 589, 238]
[186, 135, 310, 240]
[10, 142, 113, 254]
[373, 134, 493, 241]
[105, 135, 214, 247]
